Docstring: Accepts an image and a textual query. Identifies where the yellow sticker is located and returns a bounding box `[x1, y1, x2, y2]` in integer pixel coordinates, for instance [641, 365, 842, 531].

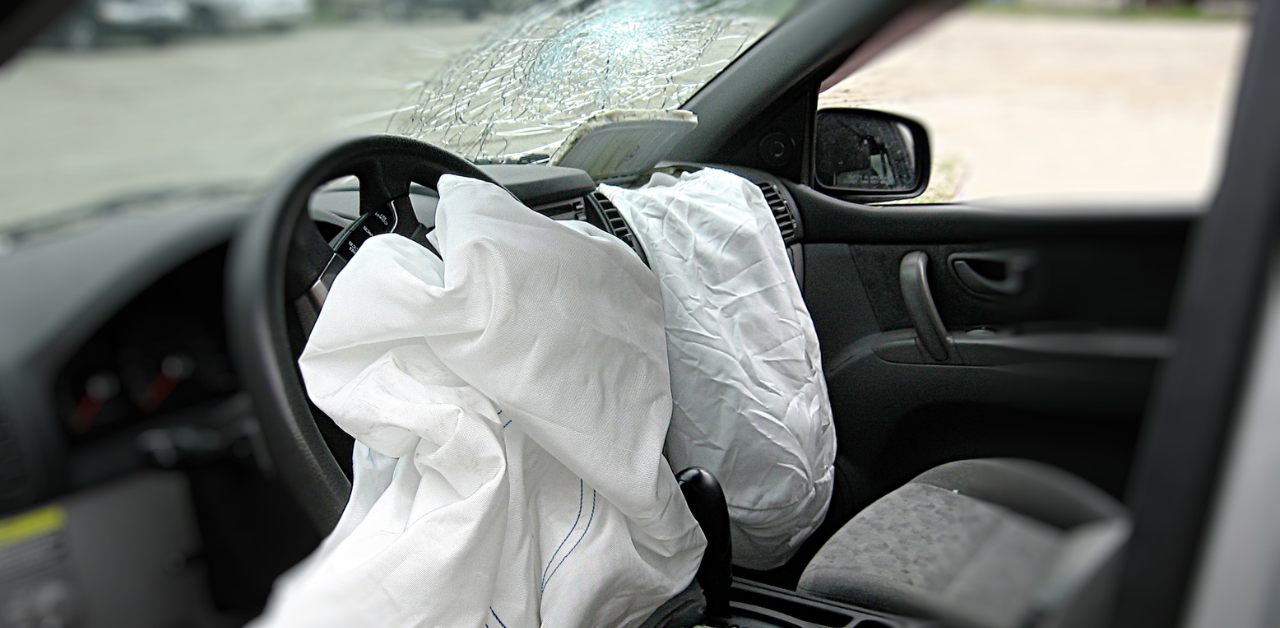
[0, 505, 66, 549]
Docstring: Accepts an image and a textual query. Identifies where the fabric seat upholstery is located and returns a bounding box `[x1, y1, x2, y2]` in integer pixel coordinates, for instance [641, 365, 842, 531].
[798, 459, 1130, 628]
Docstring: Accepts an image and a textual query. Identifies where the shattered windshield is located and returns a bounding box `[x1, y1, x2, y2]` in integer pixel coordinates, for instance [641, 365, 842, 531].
[0, 0, 797, 237]
[392, 0, 800, 164]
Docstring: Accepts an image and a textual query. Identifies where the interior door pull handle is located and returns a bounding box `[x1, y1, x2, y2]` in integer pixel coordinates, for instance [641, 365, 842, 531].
[949, 251, 1035, 296]
[900, 251, 950, 361]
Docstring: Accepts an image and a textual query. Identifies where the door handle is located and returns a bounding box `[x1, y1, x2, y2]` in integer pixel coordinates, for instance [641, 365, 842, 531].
[948, 250, 1035, 296]
[900, 251, 950, 361]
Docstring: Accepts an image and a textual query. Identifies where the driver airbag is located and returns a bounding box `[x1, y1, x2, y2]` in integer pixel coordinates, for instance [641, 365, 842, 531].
[252, 176, 706, 628]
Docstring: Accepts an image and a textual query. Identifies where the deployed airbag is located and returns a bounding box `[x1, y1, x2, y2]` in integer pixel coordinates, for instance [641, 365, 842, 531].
[253, 176, 706, 628]
[601, 169, 836, 570]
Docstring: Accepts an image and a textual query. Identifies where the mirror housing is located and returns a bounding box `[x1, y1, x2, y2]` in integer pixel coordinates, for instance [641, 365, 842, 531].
[814, 108, 930, 202]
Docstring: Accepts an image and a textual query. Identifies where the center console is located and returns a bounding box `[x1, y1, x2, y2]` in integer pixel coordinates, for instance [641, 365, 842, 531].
[727, 579, 926, 628]
[677, 467, 929, 628]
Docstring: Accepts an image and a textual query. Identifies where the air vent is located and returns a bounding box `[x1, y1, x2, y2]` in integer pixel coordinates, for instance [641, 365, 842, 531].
[533, 196, 587, 221]
[756, 182, 798, 244]
[589, 192, 647, 265]
[591, 192, 635, 245]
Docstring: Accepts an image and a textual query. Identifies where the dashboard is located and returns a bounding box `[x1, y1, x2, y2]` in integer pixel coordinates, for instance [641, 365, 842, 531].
[0, 160, 802, 628]
[0, 161, 801, 515]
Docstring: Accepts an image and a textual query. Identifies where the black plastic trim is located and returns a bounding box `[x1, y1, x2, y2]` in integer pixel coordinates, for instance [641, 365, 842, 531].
[898, 252, 949, 361]
[478, 164, 596, 207]
[0, 0, 82, 66]
[677, 467, 733, 620]
[825, 331, 1159, 470]
[790, 182, 1200, 244]
[671, 0, 912, 164]
[729, 578, 922, 628]
[1111, 0, 1280, 624]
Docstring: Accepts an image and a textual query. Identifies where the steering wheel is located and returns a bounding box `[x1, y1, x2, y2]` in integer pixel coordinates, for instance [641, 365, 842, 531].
[226, 135, 498, 533]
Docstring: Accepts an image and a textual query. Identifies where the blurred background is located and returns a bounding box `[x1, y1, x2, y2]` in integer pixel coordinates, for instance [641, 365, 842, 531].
[0, 0, 1252, 229]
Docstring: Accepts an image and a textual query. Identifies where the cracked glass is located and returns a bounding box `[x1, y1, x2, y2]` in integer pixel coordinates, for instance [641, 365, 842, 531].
[392, 0, 801, 164]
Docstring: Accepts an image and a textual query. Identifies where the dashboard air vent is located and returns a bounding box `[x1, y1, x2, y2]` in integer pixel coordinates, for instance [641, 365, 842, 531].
[533, 196, 587, 221]
[590, 192, 634, 246]
[756, 182, 798, 244]
[588, 192, 647, 265]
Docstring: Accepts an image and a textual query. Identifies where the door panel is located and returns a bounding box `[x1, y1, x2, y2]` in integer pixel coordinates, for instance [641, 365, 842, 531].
[848, 240, 1184, 331]
[793, 184, 1194, 505]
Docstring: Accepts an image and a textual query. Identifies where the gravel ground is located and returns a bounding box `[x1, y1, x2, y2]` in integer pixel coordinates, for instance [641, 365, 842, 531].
[0, 10, 1252, 229]
[819, 11, 1250, 203]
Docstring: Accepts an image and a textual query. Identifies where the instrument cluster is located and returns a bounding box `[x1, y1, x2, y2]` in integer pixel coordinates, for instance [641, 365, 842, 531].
[53, 247, 237, 442]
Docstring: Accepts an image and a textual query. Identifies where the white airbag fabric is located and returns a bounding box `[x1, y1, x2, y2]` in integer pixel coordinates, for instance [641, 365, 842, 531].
[601, 169, 836, 570]
[253, 175, 705, 628]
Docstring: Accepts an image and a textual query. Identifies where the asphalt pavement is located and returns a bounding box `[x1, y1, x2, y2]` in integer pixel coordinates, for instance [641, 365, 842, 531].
[0, 19, 491, 229]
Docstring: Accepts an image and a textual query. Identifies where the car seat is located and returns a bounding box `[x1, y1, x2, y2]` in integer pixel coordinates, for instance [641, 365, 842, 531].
[798, 458, 1130, 628]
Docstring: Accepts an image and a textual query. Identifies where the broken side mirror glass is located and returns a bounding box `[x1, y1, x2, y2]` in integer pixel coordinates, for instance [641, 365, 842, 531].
[814, 108, 931, 202]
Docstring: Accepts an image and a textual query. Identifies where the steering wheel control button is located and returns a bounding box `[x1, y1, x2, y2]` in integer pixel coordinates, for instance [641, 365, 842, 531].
[331, 200, 404, 261]
[369, 203, 396, 232]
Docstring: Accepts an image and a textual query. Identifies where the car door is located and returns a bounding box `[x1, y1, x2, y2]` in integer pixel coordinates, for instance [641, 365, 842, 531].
[671, 1, 1245, 565]
[800, 6, 1248, 507]
[796, 191, 1190, 504]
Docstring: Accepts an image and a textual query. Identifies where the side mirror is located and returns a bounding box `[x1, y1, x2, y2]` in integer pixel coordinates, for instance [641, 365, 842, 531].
[814, 108, 930, 202]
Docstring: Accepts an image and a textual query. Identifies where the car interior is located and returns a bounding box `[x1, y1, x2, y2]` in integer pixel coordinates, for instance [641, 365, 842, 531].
[0, 0, 1276, 626]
